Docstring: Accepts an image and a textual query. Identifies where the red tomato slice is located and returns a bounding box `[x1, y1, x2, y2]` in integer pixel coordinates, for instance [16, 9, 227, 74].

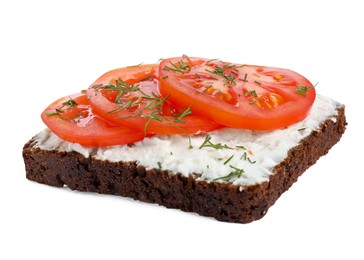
[86, 64, 221, 135]
[41, 93, 144, 146]
[159, 57, 316, 130]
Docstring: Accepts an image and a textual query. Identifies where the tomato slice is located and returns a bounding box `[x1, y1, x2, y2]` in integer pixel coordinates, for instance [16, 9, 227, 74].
[86, 64, 221, 135]
[41, 93, 144, 146]
[159, 57, 316, 130]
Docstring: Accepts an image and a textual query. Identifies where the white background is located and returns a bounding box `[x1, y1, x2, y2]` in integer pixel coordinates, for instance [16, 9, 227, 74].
[1, 0, 363, 259]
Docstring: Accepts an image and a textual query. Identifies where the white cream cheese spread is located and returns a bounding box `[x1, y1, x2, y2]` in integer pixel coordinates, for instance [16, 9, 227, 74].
[32, 95, 340, 186]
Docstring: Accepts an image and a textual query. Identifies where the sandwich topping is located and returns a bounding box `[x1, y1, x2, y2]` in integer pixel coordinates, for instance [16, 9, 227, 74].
[42, 56, 316, 147]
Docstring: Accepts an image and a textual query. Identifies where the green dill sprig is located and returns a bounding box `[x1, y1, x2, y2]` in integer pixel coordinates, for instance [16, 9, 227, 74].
[213, 165, 246, 181]
[105, 98, 140, 115]
[205, 66, 236, 85]
[244, 90, 258, 97]
[243, 73, 248, 82]
[93, 79, 142, 104]
[295, 82, 318, 97]
[178, 60, 190, 70]
[206, 58, 219, 64]
[199, 134, 234, 150]
[45, 108, 64, 117]
[223, 155, 234, 165]
[157, 161, 162, 169]
[140, 111, 164, 136]
[115, 79, 142, 103]
[144, 93, 170, 110]
[46, 97, 78, 118]
[240, 151, 256, 164]
[295, 86, 311, 96]
[248, 157, 256, 164]
[173, 104, 193, 123]
[182, 54, 191, 62]
[254, 80, 262, 85]
[163, 60, 190, 74]
[62, 98, 78, 108]
[224, 63, 236, 69]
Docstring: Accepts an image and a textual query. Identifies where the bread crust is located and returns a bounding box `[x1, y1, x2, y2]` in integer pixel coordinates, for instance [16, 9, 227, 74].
[23, 107, 346, 223]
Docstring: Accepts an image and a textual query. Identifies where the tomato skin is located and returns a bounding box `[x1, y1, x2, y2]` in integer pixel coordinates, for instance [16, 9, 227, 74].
[41, 93, 144, 146]
[87, 64, 222, 135]
[159, 57, 316, 130]
[92, 64, 158, 86]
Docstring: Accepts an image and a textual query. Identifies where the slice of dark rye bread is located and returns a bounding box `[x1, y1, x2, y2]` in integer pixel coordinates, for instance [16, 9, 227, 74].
[23, 106, 346, 223]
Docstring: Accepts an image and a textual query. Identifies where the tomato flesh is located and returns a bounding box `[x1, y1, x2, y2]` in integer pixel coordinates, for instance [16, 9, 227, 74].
[159, 57, 316, 130]
[87, 64, 221, 135]
[41, 93, 144, 146]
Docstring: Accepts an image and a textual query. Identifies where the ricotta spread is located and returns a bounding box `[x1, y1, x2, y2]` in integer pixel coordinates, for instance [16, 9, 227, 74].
[32, 95, 340, 186]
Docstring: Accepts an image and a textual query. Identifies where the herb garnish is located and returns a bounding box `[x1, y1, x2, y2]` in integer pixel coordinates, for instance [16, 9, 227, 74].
[206, 58, 218, 64]
[45, 109, 64, 117]
[244, 90, 258, 98]
[224, 155, 235, 165]
[178, 60, 190, 70]
[243, 73, 248, 82]
[239, 73, 248, 82]
[198, 135, 256, 181]
[93, 79, 142, 104]
[94, 78, 194, 138]
[295, 82, 318, 97]
[182, 54, 191, 62]
[295, 86, 311, 97]
[63, 98, 77, 108]
[248, 157, 256, 164]
[214, 165, 246, 181]
[46, 97, 78, 118]
[144, 93, 170, 110]
[205, 66, 236, 85]
[224, 63, 236, 68]
[163, 60, 190, 74]
[173, 104, 193, 123]
[240, 151, 256, 164]
[199, 134, 234, 150]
